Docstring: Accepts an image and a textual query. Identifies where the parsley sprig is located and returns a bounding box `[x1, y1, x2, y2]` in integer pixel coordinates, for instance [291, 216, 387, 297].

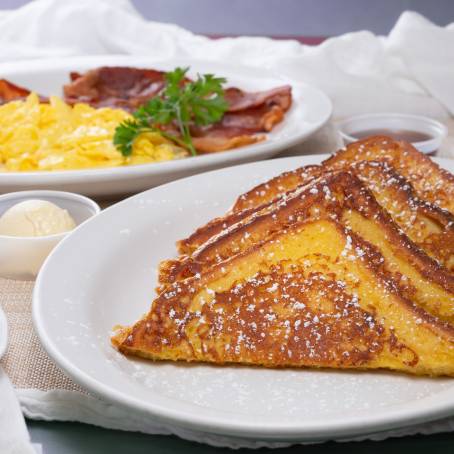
[113, 67, 228, 157]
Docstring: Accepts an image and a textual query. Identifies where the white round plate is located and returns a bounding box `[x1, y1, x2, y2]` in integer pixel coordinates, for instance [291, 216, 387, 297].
[0, 56, 331, 198]
[0, 305, 7, 359]
[33, 155, 454, 442]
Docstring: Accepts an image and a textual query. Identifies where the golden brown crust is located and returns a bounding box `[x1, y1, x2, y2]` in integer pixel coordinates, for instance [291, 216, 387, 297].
[346, 161, 454, 272]
[324, 136, 454, 213]
[228, 135, 454, 217]
[231, 165, 323, 213]
[176, 165, 323, 255]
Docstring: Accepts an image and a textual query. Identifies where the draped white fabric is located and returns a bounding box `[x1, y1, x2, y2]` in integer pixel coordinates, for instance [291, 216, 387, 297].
[0, 0, 453, 118]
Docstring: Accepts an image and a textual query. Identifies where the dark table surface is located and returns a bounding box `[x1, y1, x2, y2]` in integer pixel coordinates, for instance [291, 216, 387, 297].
[28, 420, 454, 454]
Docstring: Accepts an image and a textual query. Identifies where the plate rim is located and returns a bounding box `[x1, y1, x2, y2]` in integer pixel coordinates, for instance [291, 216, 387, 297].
[0, 305, 7, 359]
[33, 154, 454, 441]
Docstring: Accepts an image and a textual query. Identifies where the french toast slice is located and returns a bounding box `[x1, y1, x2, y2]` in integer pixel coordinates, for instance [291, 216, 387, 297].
[232, 136, 454, 214]
[159, 172, 454, 325]
[230, 165, 324, 214]
[113, 218, 454, 376]
[324, 136, 454, 213]
[177, 160, 454, 272]
[176, 165, 324, 255]
[348, 161, 454, 271]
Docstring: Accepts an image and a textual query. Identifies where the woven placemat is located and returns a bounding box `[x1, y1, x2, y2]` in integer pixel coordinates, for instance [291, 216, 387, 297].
[0, 278, 85, 393]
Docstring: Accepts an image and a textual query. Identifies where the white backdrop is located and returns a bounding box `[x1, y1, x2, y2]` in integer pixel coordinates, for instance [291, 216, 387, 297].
[1, 0, 454, 36]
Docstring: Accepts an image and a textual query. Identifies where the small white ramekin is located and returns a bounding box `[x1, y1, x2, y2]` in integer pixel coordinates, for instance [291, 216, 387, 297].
[0, 190, 100, 280]
[337, 113, 448, 154]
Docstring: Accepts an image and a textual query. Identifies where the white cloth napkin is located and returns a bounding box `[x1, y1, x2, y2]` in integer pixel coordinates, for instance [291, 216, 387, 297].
[1, 0, 454, 448]
[0, 371, 36, 454]
[0, 307, 36, 454]
[387, 13, 454, 116]
[17, 389, 454, 450]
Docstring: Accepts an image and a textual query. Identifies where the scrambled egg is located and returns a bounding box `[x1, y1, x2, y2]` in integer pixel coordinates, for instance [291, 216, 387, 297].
[0, 93, 185, 172]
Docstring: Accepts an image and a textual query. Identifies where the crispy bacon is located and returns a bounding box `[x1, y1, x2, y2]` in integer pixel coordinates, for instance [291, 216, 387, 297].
[224, 85, 292, 112]
[221, 104, 285, 131]
[188, 105, 283, 153]
[62, 67, 292, 153]
[189, 93, 289, 152]
[64, 67, 292, 113]
[0, 79, 48, 105]
[0, 79, 30, 103]
[63, 66, 167, 110]
[192, 127, 265, 153]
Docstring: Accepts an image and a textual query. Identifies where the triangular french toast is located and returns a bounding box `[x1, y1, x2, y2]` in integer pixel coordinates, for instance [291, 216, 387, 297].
[159, 171, 454, 325]
[229, 136, 454, 216]
[113, 136, 454, 377]
[113, 217, 454, 376]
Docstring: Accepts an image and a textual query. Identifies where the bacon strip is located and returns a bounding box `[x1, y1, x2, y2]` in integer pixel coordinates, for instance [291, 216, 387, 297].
[191, 126, 266, 153]
[63, 68, 292, 125]
[0, 79, 30, 102]
[63, 66, 167, 110]
[0, 79, 48, 105]
[0, 79, 33, 104]
[67, 68, 293, 152]
[63, 68, 292, 151]
[221, 104, 285, 132]
[224, 85, 292, 112]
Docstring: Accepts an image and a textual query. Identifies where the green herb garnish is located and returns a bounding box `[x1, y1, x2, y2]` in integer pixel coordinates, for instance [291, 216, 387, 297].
[113, 67, 228, 157]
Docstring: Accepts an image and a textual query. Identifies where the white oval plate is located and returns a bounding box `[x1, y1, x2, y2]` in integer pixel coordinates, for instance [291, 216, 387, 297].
[0, 56, 332, 198]
[33, 155, 454, 442]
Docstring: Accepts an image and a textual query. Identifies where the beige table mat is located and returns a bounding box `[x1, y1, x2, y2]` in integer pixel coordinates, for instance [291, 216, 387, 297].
[0, 278, 84, 393]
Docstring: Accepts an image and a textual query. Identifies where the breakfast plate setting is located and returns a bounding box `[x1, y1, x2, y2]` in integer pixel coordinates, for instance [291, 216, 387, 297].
[2, 1, 454, 452]
[32, 142, 454, 443]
